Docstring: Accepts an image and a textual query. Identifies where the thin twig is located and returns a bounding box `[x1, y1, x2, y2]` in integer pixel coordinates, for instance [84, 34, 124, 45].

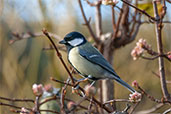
[42, 29, 75, 84]
[78, 0, 100, 44]
[95, 1, 102, 37]
[111, 5, 116, 32]
[153, 0, 170, 100]
[140, 21, 171, 24]
[10, 31, 61, 44]
[60, 78, 69, 113]
[33, 96, 40, 114]
[0, 102, 32, 110]
[103, 99, 131, 105]
[88, 97, 93, 113]
[51, 77, 111, 112]
[0, 96, 34, 103]
[137, 84, 171, 104]
[50, 77, 73, 86]
[111, 5, 123, 41]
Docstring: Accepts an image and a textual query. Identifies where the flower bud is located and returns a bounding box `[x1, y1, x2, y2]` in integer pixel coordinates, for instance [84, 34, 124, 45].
[32, 84, 43, 96]
[132, 80, 139, 88]
[20, 107, 29, 114]
[129, 92, 141, 102]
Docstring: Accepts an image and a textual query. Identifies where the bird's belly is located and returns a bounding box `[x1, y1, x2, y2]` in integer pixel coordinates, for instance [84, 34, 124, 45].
[68, 48, 104, 78]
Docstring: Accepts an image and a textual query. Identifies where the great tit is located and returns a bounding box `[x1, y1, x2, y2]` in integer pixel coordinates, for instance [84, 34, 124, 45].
[59, 31, 136, 93]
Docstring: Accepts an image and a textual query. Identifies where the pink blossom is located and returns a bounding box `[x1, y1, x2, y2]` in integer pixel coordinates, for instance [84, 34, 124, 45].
[132, 80, 139, 88]
[32, 84, 44, 96]
[131, 38, 151, 60]
[168, 54, 171, 60]
[20, 107, 29, 114]
[129, 92, 141, 102]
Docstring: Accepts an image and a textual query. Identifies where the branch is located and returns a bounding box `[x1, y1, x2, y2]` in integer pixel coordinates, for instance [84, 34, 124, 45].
[0, 96, 34, 103]
[10, 31, 61, 44]
[95, 1, 102, 37]
[60, 78, 69, 113]
[51, 77, 112, 112]
[78, 0, 100, 44]
[153, 0, 170, 100]
[103, 99, 132, 105]
[111, 5, 116, 32]
[141, 54, 171, 62]
[33, 96, 40, 114]
[136, 83, 170, 104]
[140, 21, 171, 24]
[42, 29, 75, 84]
[111, 5, 123, 41]
[0, 102, 31, 111]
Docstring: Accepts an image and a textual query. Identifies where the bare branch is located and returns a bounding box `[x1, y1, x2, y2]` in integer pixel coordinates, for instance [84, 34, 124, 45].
[78, 0, 100, 44]
[103, 99, 132, 105]
[0, 96, 34, 103]
[42, 29, 75, 84]
[111, 5, 116, 32]
[10, 31, 61, 44]
[0, 102, 32, 111]
[140, 21, 171, 24]
[60, 78, 69, 113]
[153, 0, 170, 100]
[141, 54, 171, 62]
[95, 2, 102, 37]
[136, 83, 170, 104]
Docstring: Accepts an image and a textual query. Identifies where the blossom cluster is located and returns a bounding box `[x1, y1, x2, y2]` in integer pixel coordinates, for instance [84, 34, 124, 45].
[129, 92, 141, 102]
[131, 38, 151, 60]
[32, 84, 60, 97]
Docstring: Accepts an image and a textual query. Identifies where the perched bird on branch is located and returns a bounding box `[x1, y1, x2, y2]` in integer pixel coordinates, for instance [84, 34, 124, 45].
[59, 31, 136, 93]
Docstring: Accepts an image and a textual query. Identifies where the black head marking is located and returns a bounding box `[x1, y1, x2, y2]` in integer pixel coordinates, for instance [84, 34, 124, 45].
[59, 31, 87, 47]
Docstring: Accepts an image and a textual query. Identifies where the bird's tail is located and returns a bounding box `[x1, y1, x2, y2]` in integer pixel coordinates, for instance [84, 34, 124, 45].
[114, 76, 136, 93]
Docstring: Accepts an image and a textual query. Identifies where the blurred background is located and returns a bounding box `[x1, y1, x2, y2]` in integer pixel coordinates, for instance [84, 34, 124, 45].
[0, 0, 170, 113]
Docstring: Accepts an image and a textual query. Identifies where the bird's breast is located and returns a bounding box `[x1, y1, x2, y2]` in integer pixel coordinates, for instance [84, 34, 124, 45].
[68, 47, 105, 78]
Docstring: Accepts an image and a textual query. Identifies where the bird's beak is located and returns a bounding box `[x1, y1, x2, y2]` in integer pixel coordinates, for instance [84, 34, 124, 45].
[59, 40, 66, 44]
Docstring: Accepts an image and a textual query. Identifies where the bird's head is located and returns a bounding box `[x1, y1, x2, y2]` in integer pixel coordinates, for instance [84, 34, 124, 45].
[59, 32, 87, 48]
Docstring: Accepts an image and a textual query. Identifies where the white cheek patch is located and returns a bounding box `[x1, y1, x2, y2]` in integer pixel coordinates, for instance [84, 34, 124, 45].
[68, 38, 84, 46]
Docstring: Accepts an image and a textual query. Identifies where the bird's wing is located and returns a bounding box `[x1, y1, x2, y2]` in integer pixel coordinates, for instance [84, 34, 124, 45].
[78, 43, 120, 79]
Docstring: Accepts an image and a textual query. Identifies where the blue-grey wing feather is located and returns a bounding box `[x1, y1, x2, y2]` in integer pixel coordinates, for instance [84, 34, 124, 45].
[78, 43, 120, 79]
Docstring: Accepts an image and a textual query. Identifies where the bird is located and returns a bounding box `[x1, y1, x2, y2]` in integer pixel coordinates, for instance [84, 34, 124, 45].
[59, 31, 136, 93]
